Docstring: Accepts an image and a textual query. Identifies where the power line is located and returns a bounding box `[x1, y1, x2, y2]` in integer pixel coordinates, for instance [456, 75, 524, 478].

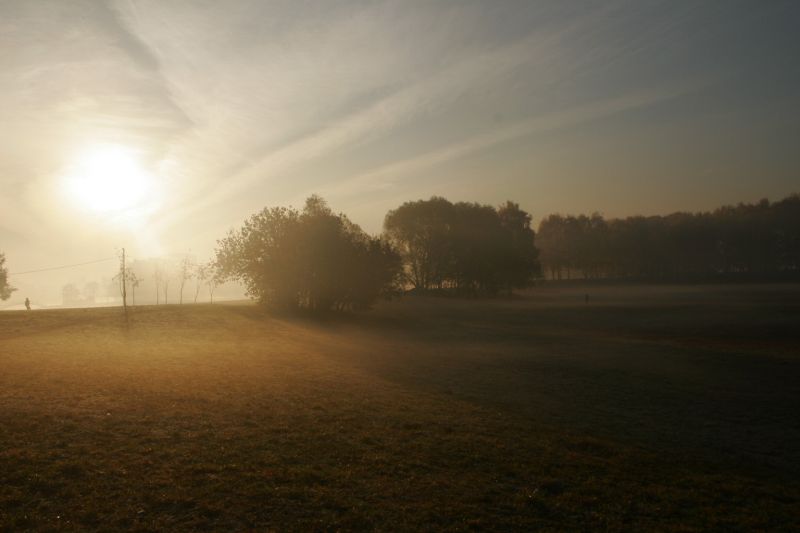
[9, 257, 117, 276]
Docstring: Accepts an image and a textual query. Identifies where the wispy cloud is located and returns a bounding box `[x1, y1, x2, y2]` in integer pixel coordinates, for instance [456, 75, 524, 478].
[3, 0, 796, 268]
[150, 4, 614, 227]
[319, 80, 709, 202]
[0, 0, 191, 168]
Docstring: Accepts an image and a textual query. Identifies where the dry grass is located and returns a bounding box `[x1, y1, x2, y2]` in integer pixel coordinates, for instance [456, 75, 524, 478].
[1, 284, 799, 531]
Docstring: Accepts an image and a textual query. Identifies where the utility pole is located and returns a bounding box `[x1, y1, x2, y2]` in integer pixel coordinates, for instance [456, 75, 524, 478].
[121, 248, 128, 320]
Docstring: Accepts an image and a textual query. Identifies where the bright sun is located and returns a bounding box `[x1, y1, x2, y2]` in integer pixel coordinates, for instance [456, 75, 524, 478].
[62, 143, 156, 214]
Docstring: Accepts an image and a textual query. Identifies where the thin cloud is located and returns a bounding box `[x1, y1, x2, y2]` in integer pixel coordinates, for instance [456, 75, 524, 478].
[152, 5, 613, 228]
[320, 80, 710, 202]
[2, 0, 796, 273]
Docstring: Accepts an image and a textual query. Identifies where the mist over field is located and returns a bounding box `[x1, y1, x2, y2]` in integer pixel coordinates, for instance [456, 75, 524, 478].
[2, 286, 799, 530]
[2, 1, 800, 531]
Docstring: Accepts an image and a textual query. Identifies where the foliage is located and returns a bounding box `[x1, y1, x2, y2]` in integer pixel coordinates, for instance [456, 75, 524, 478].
[195, 260, 224, 303]
[537, 194, 800, 281]
[0, 252, 14, 301]
[383, 197, 540, 294]
[216, 195, 401, 311]
[497, 201, 542, 291]
[382, 196, 454, 290]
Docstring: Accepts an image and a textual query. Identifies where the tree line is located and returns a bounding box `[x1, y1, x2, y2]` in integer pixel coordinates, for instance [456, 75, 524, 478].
[109, 256, 225, 306]
[3, 193, 798, 310]
[215, 195, 402, 311]
[537, 194, 800, 281]
[214, 195, 540, 311]
[383, 197, 540, 295]
[55, 256, 226, 308]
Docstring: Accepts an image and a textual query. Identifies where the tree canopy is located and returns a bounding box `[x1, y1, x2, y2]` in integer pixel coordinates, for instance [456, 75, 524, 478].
[0, 252, 15, 301]
[384, 197, 540, 295]
[216, 195, 401, 311]
[537, 194, 800, 281]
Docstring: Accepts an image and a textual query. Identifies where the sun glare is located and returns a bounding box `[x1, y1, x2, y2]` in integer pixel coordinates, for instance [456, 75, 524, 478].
[62, 144, 156, 214]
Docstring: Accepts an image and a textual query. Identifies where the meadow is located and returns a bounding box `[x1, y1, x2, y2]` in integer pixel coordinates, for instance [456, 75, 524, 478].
[1, 284, 798, 531]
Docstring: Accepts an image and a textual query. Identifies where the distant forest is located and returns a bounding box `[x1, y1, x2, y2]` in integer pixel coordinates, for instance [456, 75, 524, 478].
[537, 194, 800, 281]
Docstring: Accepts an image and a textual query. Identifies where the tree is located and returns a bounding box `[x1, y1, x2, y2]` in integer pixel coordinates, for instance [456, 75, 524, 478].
[383, 197, 541, 295]
[83, 281, 99, 304]
[163, 276, 170, 305]
[384, 197, 454, 290]
[114, 267, 140, 305]
[216, 195, 401, 311]
[62, 283, 80, 306]
[128, 270, 141, 306]
[194, 260, 223, 303]
[447, 201, 508, 294]
[194, 263, 207, 303]
[154, 262, 163, 304]
[497, 201, 541, 293]
[177, 255, 194, 304]
[536, 214, 568, 279]
[534, 194, 800, 281]
[154, 260, 172, 304]
[205, 261, 223, 303]
[0, 252, 15, 301]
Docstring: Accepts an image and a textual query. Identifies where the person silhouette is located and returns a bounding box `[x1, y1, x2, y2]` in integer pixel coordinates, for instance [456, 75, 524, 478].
[25, 297, 31, 310]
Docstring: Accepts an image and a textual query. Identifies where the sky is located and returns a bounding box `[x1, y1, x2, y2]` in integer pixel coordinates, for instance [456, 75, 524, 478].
[1, 0, 799, 303]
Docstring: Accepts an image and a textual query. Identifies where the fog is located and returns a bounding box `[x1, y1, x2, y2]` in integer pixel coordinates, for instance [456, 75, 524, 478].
[2, 1, 799, 304]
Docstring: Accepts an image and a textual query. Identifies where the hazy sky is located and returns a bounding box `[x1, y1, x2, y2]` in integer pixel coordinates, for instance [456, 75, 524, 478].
[1, 0, 798, 298]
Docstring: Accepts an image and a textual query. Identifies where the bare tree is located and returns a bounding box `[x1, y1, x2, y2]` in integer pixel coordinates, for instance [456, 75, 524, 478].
[83, 281, 99, 304]
[154, 262, 163, 304]
[194, 262, 208, 303]
[62, 283, 80, 306]
[163, 276, 170, 305]
[206, 261, 223, 304]
[113, 266, 140, 306]
[178, 255, 194, 304]
[129, 270, 141, 306]
[155, 259, 173, 304]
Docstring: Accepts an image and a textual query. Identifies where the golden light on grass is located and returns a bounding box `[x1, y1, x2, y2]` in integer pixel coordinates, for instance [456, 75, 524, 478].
[61, 143, 157, 216]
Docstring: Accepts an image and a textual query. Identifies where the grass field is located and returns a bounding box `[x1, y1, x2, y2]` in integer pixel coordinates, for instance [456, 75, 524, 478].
[1, 284, 799, 531]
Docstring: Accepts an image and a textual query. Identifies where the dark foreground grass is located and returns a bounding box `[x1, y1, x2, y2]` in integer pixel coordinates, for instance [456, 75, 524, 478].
[1, 284, 799, 531]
